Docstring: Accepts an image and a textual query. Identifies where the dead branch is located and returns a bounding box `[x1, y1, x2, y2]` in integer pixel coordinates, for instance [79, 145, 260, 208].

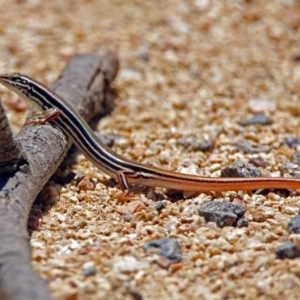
[0, 51, 119, 300]
[0, 99, 27, 174]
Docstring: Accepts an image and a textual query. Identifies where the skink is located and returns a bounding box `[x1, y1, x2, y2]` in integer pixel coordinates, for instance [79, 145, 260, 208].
[1, 72, 300, 197]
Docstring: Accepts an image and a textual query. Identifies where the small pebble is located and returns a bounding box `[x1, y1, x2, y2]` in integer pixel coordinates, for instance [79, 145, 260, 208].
[198, 200, 246, 228]
[113, 256, 150, 273]
[154, 201, 166, 212]
[234, 139, 270, 154]
[291, 152, 300, 165]
[283, 206, 299, 215]
[116, 201, 146, 215]
[194, 0, 210, 11]
[164, 217, 180, 232]
[237, 218, 248, 228]
[221, 161, 261, 178]
[288, 216, 300, 234]
[118, 68, 142, 82]
[285, 136, 300, 149]
[136, 46, 149, 62]
[281, 162, 300, 180]
[248, 157, 268, 168]
[144, 238, 182, 263]
[248, 98, 277, 113]
[251, 207, 275, 222]
[77, 176, 94, 191]
[239, 114, 273, 126]
[177, 136, 214, 152]
[275, 242, 300, 259]
[56, 213, 66, 223]
[123, 213, 132, 222]
[156, 256, 173, 269]
[82, 261, 97, 276]
[69, 195, 79, 204]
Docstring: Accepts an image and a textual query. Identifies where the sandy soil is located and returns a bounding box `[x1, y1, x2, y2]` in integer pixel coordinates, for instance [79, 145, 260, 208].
[1, 1, 300, 299]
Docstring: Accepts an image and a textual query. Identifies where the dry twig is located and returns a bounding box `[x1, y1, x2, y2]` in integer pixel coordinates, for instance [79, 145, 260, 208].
[0, 51, 119, 300]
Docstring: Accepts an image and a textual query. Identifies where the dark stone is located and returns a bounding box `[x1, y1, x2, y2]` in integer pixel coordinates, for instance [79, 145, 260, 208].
[198, 200, 246, 228]
[288, 216, 300, 234]
[154, 201, 166, 212]
[177, 136, 214, 152]
[143, 238, 182, 263]
[237, 218, 248, 228]
[285, 136, 300, 149]
[136, 46, 149, 62]
[292, 54, 300, 62]
[234, 139, 270, 154]
[122, 213, 132, 222]
[248, 157, 267, 168]
[292, 152, 300, 165]
[275, 242, 300, 259]
[130, 291, 144, 300]
[239, 114, 273, 126]
[221, 161, 261, 178]
[281, 162, 300, 182]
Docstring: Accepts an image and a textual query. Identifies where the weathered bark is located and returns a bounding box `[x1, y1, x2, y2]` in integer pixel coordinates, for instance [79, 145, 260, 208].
[0, 51, 119, 300]
[0, 100, 27, 174]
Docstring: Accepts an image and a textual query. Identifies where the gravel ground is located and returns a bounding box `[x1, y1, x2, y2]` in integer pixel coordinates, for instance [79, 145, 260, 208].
[1, 0, 300, 299]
